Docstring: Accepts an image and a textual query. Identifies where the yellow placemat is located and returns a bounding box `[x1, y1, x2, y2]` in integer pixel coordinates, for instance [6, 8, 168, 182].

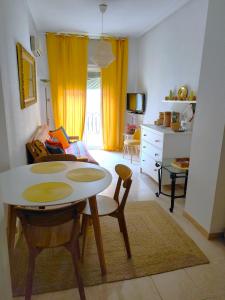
[22, 182, 73, 203]
[66, 168, 105, 182]
[31, 162, 67, 174]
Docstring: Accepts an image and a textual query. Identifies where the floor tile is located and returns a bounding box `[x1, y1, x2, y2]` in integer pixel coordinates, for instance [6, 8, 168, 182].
[185, 258, 225, 298]
[152, 269, 204, 300]
[86, 277, 162, 300]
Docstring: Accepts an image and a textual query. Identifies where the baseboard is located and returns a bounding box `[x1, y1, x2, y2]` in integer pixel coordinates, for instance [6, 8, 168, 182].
[183, 211, 224, 240]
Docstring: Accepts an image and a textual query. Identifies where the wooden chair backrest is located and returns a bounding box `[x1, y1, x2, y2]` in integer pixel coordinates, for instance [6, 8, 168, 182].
[34, 154, 77, 163]
[114, 164, 132, 210]
[16, 201, 86, 248]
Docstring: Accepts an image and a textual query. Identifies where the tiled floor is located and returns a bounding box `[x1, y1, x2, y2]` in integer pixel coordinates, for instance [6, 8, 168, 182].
[15, 150, 225, 300]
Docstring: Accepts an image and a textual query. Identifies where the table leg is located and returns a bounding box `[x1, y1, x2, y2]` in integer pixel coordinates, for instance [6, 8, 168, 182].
[7, 205, 17, 258]
[169, 174, 176, 213]
[88, 196, 106, 275]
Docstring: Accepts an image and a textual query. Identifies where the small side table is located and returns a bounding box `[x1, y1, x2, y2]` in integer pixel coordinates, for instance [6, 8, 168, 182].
[155, 159, 189, 213]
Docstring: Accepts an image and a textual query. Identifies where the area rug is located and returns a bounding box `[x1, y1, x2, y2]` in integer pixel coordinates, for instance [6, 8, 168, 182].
[12, 201, 209, 296]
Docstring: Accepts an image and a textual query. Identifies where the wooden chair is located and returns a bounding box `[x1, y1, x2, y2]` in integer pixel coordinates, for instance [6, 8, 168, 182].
[15, 201, 87, 300]
[6, 154, 89, 257]
[123, 127, 141, 163]
[81, 164, 132, 259]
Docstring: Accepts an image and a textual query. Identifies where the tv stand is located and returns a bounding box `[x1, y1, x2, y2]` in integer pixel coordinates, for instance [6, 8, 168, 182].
[129, 111, 143, 115]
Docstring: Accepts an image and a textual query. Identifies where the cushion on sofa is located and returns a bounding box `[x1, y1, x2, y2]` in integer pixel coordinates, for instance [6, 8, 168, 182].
[65, 141, 97, 164]
[45, 139, 65, 154]
[49, 127, 70, 149]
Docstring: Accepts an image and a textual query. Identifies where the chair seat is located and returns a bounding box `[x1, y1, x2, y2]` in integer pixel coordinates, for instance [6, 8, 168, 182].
[83, 195, 118, 216]
[124, 139, 140, 146]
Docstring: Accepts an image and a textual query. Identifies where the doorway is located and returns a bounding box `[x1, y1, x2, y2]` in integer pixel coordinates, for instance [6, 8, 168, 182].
[83, 68, 103, 149]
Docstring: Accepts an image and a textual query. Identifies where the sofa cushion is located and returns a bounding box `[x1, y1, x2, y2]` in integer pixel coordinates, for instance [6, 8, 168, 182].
[49, 127, 70, 149]
[45, 139, 65, 154]
[65, 141, 98, 164]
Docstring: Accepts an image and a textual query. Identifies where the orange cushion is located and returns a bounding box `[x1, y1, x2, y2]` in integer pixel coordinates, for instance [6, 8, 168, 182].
[49, 128, 70, 149]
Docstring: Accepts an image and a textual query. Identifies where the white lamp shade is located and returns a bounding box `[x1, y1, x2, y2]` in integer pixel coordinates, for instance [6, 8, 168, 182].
[91, 39, 115, 68]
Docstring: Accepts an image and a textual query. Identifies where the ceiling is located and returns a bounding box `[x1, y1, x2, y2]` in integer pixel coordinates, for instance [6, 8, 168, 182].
[27, 0, 191, 37]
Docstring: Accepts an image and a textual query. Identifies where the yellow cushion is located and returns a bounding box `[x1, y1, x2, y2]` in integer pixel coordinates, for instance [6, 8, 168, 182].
[133, 128, 141, 140]
[124, 139, 140, 146]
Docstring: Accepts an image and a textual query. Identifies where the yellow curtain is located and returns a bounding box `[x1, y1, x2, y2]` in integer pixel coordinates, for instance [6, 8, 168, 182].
[101, 38, 128, 151]
[46, 33, 88, 138]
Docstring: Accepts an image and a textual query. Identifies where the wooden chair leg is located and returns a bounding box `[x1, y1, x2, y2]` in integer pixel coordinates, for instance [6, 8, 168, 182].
[117, 216, 123, 232]
[81, 215, 89, 261]
[76, 239, 81, 259]
[118, 213, 132, 258]
[25, 251, 36, 300]
[88, 196, 106, 275]
[71, 249, 86, 300]
[80, 214, 86, 236]
[7, 205, 17, 258]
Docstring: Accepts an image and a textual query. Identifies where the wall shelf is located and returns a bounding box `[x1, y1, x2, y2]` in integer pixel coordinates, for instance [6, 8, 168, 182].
[162, 100, 196, 104]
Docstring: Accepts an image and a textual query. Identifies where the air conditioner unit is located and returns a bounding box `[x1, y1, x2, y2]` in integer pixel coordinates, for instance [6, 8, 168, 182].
[30, 35, 41, 57]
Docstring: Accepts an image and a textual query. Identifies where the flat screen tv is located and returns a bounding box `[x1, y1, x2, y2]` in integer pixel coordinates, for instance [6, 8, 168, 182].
[127, 93, 145, 114]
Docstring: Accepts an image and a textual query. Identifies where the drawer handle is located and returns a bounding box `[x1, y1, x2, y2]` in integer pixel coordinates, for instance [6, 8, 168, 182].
[154, 169, 158, 172]
[155, 153, 159, 157]
[143, 134, 147, 137]
[155, 139, 160, 143]
[142, 159, 145, 162]
[143, 146, 146, 149]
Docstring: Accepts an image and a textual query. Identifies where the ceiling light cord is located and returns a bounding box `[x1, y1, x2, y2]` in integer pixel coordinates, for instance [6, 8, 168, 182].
[101, 10, 104, 35]
[99, 3, 107, 36]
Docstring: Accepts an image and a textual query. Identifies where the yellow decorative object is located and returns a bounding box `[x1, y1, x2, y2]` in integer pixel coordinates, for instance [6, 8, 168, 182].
[22, 182, 73, 203]
[101, 38, 128, 151]
[31, 162, 67, 174]
[46, 33, 88, 139]
[66, 168, 105, 182]
[177, 86, 188, 100]
[16, 43, 37, 109]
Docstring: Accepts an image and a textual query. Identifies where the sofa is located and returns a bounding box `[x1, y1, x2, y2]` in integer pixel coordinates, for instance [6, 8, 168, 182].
[26, 124, 98, 164]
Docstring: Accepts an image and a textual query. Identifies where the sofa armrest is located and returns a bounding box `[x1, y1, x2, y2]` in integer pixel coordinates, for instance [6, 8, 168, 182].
[69, 136, 79, 142]
[34, 154, 78, 163]
[76, 157, 88, 162]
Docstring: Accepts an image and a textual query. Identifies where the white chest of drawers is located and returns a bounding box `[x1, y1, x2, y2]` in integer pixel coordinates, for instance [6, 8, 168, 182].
[140, 124, 192, 184]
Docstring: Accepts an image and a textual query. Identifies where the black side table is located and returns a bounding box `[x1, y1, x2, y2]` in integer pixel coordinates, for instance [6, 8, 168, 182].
[155, 159, 189, 213]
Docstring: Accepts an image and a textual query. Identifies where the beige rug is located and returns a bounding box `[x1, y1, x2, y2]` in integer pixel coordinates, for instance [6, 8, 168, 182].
[12, 201, 209, 297]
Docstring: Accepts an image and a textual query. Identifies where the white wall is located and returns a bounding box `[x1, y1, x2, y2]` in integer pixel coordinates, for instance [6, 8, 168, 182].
[127, 38, 139, 93]
[37, 35, 55, 130]
[185, 0, 225, 234]
[137, 0, 208, 124]
[0, 0, 41, 168]
[0, 71, 10, 172]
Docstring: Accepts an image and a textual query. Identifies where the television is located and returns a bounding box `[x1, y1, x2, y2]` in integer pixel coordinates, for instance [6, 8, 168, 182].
[127, 93, 145, 114]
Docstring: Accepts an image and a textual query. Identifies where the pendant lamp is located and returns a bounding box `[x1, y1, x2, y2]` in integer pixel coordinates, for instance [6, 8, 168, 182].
[91, 3, 115, 68]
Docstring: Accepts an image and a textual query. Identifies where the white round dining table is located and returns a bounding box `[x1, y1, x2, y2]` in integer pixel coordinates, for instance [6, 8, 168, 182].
[0, 161, 112, 275]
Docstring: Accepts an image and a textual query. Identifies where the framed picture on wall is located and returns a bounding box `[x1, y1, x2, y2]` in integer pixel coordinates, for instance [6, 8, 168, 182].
[16, 43, 37, 109]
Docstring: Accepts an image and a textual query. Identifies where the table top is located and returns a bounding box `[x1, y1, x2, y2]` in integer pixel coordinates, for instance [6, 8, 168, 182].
[0, 162, 112, 207]
[157, 159, 189, 174]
